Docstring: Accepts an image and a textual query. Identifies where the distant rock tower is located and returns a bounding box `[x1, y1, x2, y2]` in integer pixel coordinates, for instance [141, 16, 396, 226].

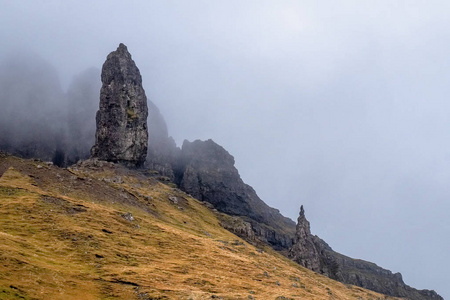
[91, 43, 148, 166]
[288, 205, 322, 272]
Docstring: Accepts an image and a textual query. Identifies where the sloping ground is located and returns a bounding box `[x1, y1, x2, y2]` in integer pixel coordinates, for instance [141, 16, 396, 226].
[0, 154, 399, 300]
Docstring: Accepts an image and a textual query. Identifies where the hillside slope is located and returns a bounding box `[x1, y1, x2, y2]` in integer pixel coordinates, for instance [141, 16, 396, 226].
[0, 153, 399, 300]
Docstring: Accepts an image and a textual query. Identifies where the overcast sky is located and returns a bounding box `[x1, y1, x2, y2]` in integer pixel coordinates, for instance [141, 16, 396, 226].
[1, 1, 449, 298]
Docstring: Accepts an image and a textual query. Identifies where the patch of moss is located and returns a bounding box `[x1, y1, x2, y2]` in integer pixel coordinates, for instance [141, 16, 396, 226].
[0, 286, 31, 300]
[127, 108, 137, 119]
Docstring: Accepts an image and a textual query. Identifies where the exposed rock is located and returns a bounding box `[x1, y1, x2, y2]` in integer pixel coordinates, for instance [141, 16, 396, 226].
[175, 139, 296, 250]
[288, 206, 443, 300]
[121, 212, 134, 222]
[288, 206, 322, 273]
[91, 43, 148, 167]
[331, 252, 443, 300]
[219, 215, 256, 244]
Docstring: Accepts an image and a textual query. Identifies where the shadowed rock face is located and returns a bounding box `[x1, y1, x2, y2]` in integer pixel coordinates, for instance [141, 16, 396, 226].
[91, 43, 148, 167]
[175, 139, 296, 250]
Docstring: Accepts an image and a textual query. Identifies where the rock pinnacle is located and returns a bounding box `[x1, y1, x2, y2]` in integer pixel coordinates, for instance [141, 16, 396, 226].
[91, 43, 148, 167]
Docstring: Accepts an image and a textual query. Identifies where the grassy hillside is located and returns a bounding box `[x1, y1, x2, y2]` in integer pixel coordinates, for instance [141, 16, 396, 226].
[0, 153, 399, 300]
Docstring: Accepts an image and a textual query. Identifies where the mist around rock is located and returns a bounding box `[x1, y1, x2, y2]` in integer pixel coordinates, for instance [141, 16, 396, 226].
[91, 43, 149, 167]
[0, 50, 98, 166]
[0, 49, 175, 170]
[0, 44, 443, 300]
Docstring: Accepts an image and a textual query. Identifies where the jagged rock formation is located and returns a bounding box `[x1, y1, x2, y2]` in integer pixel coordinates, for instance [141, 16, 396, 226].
[288, 206, 443, 300]
[334, 253, 443, 300]
[91, 43, 148, 167]
[175, 139, 296, 250]
[288, 206, 322, 272]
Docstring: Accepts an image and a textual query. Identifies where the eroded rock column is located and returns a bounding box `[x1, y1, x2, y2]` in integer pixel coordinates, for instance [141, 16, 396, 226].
[91, 43, 148, 166]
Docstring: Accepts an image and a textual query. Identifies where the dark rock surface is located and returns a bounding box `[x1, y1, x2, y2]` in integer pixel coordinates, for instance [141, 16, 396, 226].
[91, 43, 148, 167]
[289, 206, 443, 300]
[175, 139, 296, 250]
[288, 206, 322, 273]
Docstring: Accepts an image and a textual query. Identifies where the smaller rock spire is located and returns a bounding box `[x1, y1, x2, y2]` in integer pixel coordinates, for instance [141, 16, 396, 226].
[288, 205, 321, 272]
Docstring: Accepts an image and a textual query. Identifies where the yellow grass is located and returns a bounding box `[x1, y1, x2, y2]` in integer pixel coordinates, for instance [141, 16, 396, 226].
[0, 156, 400, 300]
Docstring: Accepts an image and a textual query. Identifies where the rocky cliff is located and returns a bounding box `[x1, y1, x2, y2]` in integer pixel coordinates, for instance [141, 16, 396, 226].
[175, 139, 296, 250]
[288, 206, 443, 300]
[91, 43, 148, 167]
[174, 140, 442, 298]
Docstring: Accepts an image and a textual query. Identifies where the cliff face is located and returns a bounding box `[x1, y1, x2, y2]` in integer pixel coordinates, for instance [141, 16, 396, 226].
[175, 139, 296, 250]
[174, 140, 442, 299]
[91, 43, 148, 167]
[288, 206, 443, 300]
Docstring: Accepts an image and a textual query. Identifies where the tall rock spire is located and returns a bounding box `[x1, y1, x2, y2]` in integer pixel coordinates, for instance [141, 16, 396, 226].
[288, 205, 321, 272]
[91, 43, 148, 166]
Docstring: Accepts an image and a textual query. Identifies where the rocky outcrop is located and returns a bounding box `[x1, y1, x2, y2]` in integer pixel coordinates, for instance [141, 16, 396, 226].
[288, 206, 322, 272]
[175, 139, 296, 250]
[175, 140, 442, 298]
[289, 206, 443, 300]
[331, 252, 443, 300]
[91, 43, 148, 167]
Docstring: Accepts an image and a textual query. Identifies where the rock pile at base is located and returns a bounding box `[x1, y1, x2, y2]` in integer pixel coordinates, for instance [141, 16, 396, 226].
[91, 43, 148, 167]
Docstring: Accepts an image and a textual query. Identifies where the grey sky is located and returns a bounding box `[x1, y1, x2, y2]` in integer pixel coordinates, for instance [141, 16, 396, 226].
[1, 1, 449, 297]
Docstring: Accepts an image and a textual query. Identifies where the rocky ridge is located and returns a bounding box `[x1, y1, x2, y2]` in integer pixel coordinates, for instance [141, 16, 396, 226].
[288, 206, 443, 300]
[174, 139, 296, 250]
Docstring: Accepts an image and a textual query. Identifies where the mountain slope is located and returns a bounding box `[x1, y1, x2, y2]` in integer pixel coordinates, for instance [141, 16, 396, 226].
[0, 153, 398, 300]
